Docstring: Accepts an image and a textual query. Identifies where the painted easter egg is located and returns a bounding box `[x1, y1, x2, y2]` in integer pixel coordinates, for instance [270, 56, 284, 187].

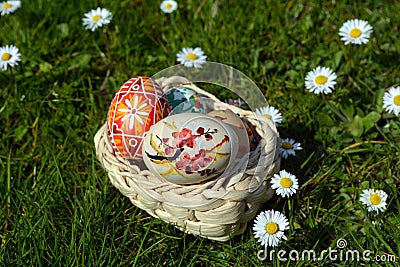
[107, 76, 170, 161]
[164, 86, 210, 115]
[208, 109, 250, 154]
[142, 113, 239, 184]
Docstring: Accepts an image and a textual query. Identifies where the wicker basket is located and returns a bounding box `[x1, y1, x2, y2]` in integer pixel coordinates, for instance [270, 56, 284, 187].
[94, 76, 281, 241]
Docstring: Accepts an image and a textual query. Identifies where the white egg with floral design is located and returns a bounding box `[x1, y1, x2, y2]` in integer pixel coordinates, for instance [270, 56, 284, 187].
[142, 113, 239, 184]
[207, 109, 249, 154]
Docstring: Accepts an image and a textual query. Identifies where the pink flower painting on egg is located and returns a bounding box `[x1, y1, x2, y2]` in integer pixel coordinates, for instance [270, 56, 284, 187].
[147, 126, 227, 175]
[143, 113, 236, 185]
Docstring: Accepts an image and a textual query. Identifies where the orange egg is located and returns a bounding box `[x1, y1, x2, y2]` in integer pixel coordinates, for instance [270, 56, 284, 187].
[107, 76, 170, 160]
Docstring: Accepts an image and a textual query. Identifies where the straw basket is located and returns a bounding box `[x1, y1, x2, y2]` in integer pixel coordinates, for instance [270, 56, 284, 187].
[94, 76, 281, 241]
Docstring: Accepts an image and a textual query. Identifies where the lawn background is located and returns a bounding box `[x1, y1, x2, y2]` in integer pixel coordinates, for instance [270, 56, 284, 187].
[0, 0, 399, 266]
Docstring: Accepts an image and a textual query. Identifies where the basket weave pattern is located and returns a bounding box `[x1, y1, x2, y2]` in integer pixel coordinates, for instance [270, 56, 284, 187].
[94, 76, 281, 241]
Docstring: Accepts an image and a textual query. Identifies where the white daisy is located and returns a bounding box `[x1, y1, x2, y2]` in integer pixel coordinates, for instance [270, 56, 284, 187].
[82, 7, 112, 32]
[160, 0, 178, 13]
[280, 138, 302, 159]
[305, 66, 337, 94]
[339, 19, 373, 45]
[0, 0, 21, 16]
[360, 189, 388, 214]
[255, 105, 283, 126]
[271, 170, 299, 198]
[383, 86, 400, 116]
[176, 47, 207, 68]
[0, 44, 21, 71]
[253, 210, 289, 247]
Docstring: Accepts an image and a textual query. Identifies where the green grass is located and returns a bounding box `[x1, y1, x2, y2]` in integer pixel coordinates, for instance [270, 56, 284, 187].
[1, 0, 399, 266]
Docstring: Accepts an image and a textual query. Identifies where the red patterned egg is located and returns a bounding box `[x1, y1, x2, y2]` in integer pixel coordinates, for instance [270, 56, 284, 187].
[107, 76, 170, 160]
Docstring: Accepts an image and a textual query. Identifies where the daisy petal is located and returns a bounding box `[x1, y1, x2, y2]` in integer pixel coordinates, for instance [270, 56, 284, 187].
[176, 47, 207, 69]
[338, 19, 373, 45]
[253, 210, 289, 247]
[383, 86, 400, 116]
[305, 66, 337, 95]
[360, 189, 388, 214]
[0, 44, 21, 71]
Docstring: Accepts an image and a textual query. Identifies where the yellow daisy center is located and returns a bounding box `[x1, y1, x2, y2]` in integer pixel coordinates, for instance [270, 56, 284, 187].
[165, 3, 173, 9]
[315, 75, 327, 85]
[92, 15, 102, 22]
[3, 3, 12, 9]
[186, 53, 198, 60]
[350, 28, 362, 38]
[265, 222, 278, 235]
[282, 142, 292, 149]
[263, 114, 271, 119]
[280, 177, 293, 188]
[1, 52, 11, 61]
[393, 95, 400, 106]
[369, 193, 381, 205]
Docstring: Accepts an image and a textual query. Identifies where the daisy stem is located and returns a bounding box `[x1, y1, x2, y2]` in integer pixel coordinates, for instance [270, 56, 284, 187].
[343, 46, 357, 72]
[7, 150, 11, 209]
[287, 198, 293, 214]
[10, 67, 15, 85]
[93, 34, 109, 66]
